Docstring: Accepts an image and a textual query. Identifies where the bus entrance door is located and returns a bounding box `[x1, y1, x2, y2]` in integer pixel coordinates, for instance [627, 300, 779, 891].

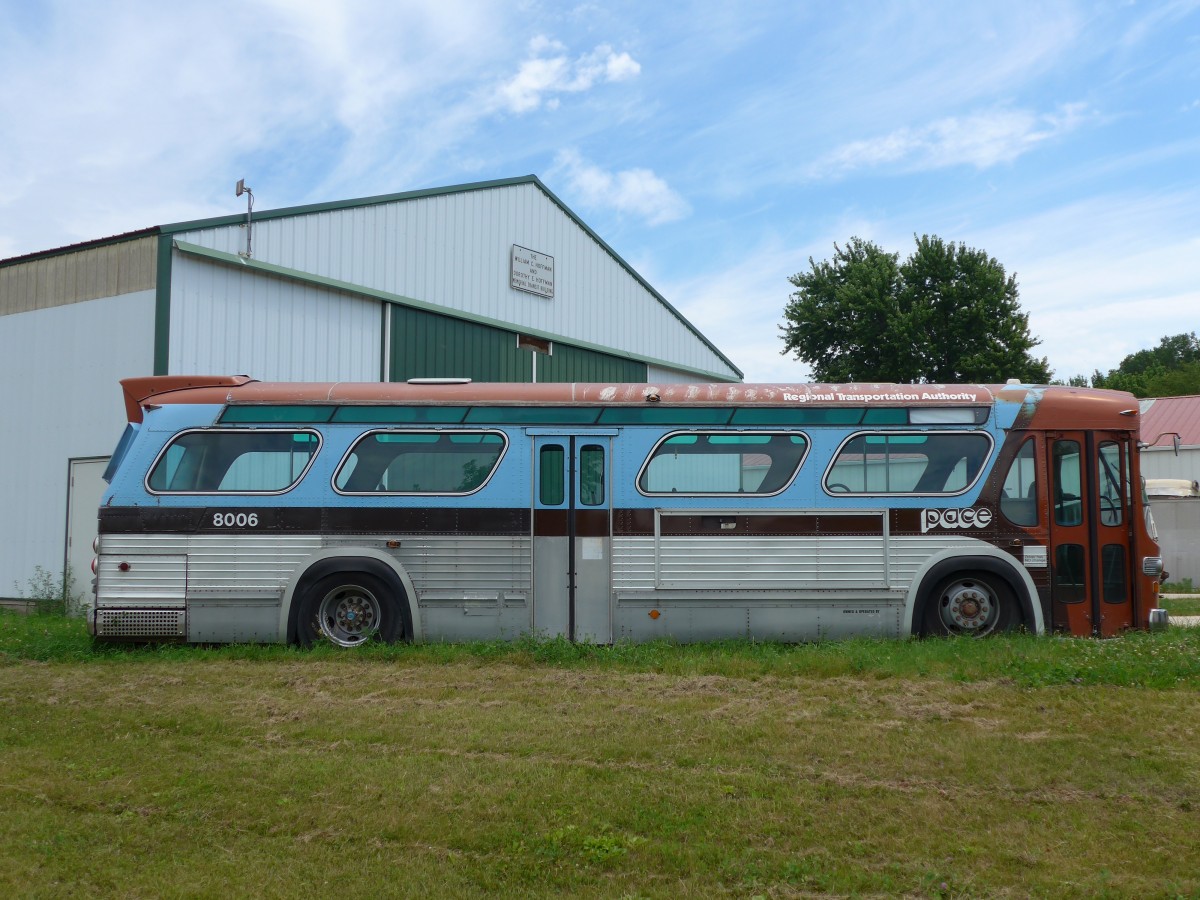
[532, 434, 613, 642]
[1048, 432, 1136, 636]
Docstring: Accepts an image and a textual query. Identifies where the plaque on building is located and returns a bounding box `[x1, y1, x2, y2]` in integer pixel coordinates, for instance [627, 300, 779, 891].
[510, 245, 555, 298]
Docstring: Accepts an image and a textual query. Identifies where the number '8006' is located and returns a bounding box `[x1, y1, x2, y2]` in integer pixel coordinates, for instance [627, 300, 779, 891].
[212, 512, 259, 528]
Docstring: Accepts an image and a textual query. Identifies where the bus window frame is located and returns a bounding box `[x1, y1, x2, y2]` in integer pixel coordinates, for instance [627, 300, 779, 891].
[331, 428, 509, 497]
[144, 427, 323, 496]
[821, 429, 995, 497]
[635, 429, 811, 498]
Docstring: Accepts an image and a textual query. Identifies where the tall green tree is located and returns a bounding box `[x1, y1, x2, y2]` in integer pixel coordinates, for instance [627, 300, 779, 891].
[1091, 332, 1200, 397]
[781, 235, 1051, 384]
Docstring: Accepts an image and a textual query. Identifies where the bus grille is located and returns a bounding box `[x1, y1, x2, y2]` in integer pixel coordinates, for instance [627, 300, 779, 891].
[96, 609, 186, 639]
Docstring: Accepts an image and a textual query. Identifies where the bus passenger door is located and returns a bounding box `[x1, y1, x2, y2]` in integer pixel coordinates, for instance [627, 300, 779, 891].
[532, 435, 613, 642]
[1048, 433, 1136, 636]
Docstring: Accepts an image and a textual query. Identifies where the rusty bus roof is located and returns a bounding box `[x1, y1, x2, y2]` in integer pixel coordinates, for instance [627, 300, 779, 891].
[119, 375, 1142, 432]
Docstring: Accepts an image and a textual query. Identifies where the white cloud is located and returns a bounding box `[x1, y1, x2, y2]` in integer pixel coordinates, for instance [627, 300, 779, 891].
[809, 105, 1092, 178]
[493, 37, 640, 113]
[653, 236, 823, 383]
[962, 190, 1200, 379]
[0, 1, 513, 253]
[550, 150, 689, 226]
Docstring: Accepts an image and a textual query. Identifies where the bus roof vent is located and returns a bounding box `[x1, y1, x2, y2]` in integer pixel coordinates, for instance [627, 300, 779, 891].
[406, 378, 472, 385]
[1005, 378, 1021, 386]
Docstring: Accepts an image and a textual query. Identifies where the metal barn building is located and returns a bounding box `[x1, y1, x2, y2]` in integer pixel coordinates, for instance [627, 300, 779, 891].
[1139, 395, 1200, 583]
[0, 176, 741, 607]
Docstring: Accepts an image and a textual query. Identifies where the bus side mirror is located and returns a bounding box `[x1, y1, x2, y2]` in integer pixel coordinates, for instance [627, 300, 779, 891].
[1140, 432, 1182, 456]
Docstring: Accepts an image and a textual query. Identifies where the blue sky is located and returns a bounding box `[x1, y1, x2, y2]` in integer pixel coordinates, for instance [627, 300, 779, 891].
[2, 0, 1198, 383]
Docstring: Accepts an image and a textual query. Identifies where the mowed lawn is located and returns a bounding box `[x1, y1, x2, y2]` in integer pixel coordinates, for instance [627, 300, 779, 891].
[1, 614, 1199, 897]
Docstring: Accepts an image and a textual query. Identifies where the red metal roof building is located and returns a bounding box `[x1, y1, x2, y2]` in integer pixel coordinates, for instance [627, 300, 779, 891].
[1140, 395, 1200, 481]
[1139, 394, 1200, 585]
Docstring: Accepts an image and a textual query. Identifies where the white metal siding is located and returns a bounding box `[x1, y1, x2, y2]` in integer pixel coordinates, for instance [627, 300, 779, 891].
[0, 291, 155, 598]
[1140, 447, 1200, 481]
[169, 255, 382, 381]
[1148, 499, 1200, 582]
[646, 364, 704, 384]
[173, 182, 735, 379]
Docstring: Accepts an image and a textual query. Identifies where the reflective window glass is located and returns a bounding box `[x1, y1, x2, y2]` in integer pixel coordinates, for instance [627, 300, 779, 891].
[1097, 442, 1124, 526]
[335, 431, 505, 494]
[1102, 544, 1127, 604]
[539, 445, 565, 506]
[825, 432, 991, 495]
[1000, 439, 1039, 526]
[1053, 441, 1083, 526]
[639, 432, 808, 495]
[580, 445, 605, 506]
[148, 430, 319, 493]
[1054, 544, 1087, 604]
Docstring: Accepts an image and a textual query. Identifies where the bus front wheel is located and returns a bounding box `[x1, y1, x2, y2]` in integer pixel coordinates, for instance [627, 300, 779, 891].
[922, 572, 1020, 637]
[297, 573, 402, 648]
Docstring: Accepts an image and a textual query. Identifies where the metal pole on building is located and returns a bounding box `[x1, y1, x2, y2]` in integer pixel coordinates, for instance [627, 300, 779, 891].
[517, 335, 553, 384]
[235, 179, 254, 258]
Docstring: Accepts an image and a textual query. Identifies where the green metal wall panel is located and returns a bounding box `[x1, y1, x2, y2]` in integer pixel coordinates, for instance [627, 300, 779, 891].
[539, 341, 645, 382]
[389, 305, 646, 383]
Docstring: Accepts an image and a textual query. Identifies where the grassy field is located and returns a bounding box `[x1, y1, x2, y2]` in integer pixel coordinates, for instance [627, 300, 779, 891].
[2, 613, 1199, 898]
[1161, 593, 1200, 616]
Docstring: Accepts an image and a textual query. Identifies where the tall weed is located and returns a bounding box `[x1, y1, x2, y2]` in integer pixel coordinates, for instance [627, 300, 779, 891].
[11, 565, 85, 617]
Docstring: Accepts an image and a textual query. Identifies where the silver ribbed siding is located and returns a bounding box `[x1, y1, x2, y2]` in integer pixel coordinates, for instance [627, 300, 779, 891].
[613, 534, 990, 595]
[96, 533, 532, 612]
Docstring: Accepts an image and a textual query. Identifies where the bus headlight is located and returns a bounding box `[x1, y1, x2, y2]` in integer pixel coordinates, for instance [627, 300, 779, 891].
[1142, 556, 1164, 578]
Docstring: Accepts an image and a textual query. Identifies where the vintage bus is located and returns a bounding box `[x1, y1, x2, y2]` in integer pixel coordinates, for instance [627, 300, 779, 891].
[89, 376, 1166, 646]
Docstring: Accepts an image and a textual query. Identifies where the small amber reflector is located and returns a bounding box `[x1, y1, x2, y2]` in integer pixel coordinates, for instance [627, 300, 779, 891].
[648, 609, 660, 619]
[386, 540, 401, 549]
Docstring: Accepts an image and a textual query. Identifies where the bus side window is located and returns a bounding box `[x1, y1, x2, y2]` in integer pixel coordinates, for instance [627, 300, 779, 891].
[1055, 544, 1087, 603]
[825, 433, 990, 495]
[148, 430, 319, 493]
[1053, 441, 1083, 526]
[579, 444, 605, 506]
[1000, 438, 1039, 526]
[1097, 442, 1123, 527]
[334, 432, 506, 494]
[638, 433, 808, 496]
[540, 445, 565, 505]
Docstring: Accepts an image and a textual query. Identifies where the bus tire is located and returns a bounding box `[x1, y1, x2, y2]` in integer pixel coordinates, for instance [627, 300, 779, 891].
[296, 572, 402, 648]
[922, 571, 1021, 638]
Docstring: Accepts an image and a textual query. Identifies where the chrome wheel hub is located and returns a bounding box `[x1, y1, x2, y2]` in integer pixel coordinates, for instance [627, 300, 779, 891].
[940, 581, 996, 635]
[316, 585, 381, 647]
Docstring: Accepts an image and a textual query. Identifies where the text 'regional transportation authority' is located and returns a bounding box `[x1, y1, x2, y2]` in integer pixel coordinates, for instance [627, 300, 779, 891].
[90, 376, 1166, 646]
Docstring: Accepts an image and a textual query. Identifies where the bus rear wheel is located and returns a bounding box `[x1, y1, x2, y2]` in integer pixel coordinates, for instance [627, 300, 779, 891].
[297, 573, 402, 648]
[923, 572, 1020, 637]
